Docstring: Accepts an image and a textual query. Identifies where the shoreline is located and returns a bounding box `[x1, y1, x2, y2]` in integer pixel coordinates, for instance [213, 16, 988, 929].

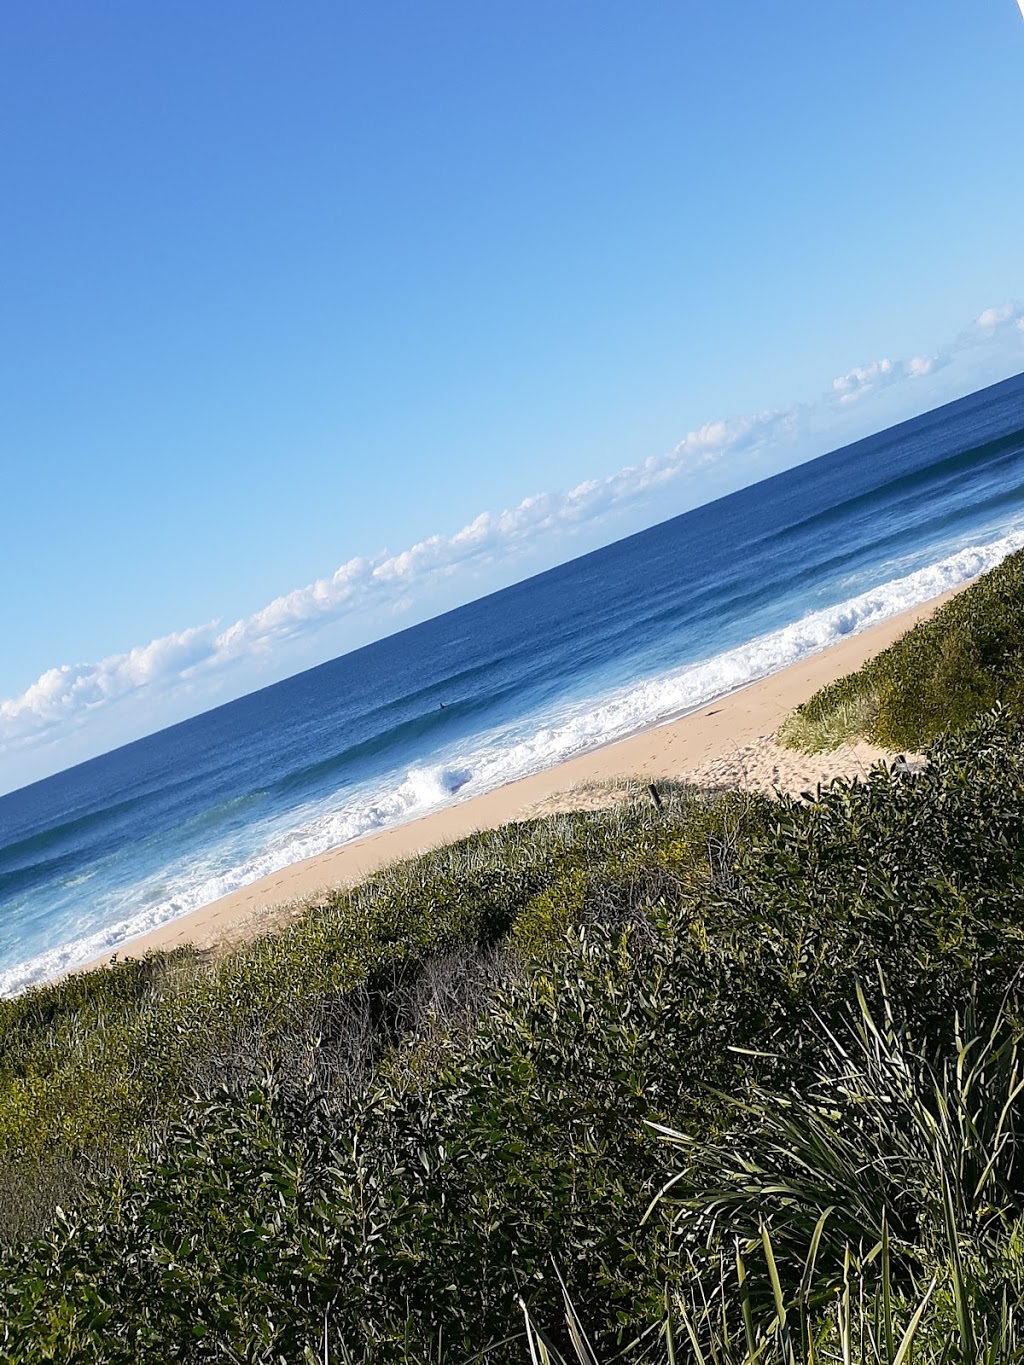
[73, 585, 964, 975]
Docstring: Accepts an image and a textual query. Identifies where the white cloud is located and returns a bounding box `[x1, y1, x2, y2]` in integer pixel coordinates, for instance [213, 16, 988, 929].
[824, 299, 1023, 411]
[0, 624, 221, 732]
[3, 298, 1024, 774]
[975, 302, 1022, 329]
[830, 353, 942, 403]
[833, 357, 895, 401]
[0, 410, 792, 753]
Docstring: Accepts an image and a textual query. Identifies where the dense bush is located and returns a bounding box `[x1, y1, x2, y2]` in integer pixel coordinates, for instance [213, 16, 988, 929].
[0, 785, 754, 1237]
[779, 548, 1024, 752]
[1, 713, 1024, 1360]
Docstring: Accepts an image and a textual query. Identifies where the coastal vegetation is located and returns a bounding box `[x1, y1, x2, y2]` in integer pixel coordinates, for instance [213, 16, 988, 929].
[5, 551, 1024, 1359]
[778, 547, 1024, 753]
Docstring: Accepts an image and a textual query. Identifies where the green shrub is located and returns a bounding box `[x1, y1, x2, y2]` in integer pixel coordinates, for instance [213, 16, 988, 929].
[779, 549, 1024, 752]
[3, 718, 1024, 1359]
[0, 785, 752, 1241]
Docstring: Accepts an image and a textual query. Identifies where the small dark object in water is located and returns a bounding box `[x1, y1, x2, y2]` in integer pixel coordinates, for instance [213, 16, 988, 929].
[647, 783, 664, 811]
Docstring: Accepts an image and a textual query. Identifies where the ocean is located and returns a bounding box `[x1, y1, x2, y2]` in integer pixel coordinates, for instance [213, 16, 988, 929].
[2, 372, 1024, 995]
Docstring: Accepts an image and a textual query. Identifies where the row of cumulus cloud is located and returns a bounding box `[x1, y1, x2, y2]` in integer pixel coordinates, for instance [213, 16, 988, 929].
[3, 301, 1023, 751]
[831, 302, 1024, 404]
[2, 405, 784, 747]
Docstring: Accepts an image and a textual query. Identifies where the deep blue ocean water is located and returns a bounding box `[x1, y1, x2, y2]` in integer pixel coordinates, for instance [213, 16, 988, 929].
[3, 372, 1024, 994]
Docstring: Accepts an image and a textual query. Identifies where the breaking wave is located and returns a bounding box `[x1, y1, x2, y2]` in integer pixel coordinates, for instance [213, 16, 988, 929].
[2, 526, 1022, 997]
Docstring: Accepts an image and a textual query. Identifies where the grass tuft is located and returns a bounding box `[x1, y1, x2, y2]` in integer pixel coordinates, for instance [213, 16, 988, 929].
[780, 548, 1024, 752]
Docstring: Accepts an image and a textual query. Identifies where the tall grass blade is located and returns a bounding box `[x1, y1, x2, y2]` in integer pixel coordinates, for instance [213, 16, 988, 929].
[891, 1275, 937, 1365]
[761, 1222, 787, 1332]
[737, 1239, 758, 1361]
[880, 1211, 893, 1364]
[675, 1295, 709, 1365]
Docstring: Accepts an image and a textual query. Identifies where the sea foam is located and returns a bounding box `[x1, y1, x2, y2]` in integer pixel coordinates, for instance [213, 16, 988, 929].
[2, 526, 1021, 997]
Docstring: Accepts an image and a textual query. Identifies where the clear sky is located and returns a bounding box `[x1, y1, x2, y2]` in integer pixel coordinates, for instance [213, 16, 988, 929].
[2, 1, 1023, 794]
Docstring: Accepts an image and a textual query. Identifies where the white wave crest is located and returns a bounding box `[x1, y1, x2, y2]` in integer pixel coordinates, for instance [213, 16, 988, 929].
[439, 527, 1024, 792]
[3, 527, 1021, 996]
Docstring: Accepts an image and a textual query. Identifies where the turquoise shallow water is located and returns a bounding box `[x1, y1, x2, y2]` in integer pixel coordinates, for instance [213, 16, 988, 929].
[2, 372, 1024, 994]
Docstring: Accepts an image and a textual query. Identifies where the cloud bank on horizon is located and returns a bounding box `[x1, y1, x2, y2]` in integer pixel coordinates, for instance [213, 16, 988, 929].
[3, 301, 1023, 787]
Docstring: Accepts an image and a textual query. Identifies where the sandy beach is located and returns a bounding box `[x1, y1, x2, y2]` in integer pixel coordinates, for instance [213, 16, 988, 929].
[81, 589, 959, 971]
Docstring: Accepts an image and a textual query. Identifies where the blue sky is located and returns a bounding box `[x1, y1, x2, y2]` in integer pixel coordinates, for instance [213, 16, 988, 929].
[2, 1, 1023, 792]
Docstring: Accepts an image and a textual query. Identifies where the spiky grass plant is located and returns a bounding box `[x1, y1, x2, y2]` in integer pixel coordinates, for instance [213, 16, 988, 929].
[646, 977, 1024, 1294]
[521, 1223, 1022, 1365]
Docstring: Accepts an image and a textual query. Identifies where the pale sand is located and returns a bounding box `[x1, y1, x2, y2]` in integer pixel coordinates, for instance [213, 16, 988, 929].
[80, 589, 960, 971]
